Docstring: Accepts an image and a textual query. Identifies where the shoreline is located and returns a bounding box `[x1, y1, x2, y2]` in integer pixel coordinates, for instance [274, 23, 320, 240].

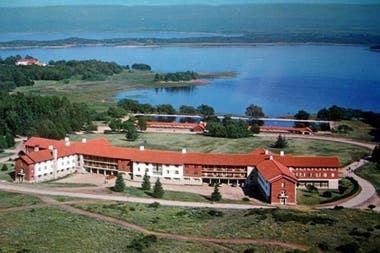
[0, 41, 371, 50]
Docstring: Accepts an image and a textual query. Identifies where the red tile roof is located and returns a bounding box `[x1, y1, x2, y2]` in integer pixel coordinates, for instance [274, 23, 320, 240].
[274, 155, 341, 168]
[256, 159, 297, 183]
[20, 137, 341, 177]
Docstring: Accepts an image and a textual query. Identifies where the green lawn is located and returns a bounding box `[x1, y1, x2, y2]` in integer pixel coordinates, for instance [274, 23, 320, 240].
[355, 162, 380, 196]
[297, 178, 358, 205]
[0, 191, 41, 208]
[70, 132, 370, 166]
[332, 120, 376, 143]
[74, 201, 380, 252]
[0, 206, 232, 253]
[0, 163, 15, 182]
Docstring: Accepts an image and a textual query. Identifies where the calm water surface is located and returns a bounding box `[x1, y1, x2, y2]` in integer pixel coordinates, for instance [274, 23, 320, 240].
[1, 45, 379, 116]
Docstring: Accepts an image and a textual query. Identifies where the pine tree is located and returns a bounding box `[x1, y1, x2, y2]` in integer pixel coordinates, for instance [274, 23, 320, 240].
[114, 173, 126, 192]
[210, 183, 222, 201]
[152, 178, 164, 198]
[272, 134, 288, 148]
[141, 171, 151, 191]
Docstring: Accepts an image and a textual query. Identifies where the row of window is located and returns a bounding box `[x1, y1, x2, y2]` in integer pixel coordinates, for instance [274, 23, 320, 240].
[295, 172, 335, 178]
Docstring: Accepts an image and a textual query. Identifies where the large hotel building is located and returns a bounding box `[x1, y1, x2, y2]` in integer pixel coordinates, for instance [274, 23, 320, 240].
[15, 137, 341, 205]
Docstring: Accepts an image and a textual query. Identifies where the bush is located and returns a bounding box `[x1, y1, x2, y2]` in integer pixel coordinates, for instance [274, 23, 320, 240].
[1, 164, 8, 171]
[321, 191, 332, 198]
[152, 179, 164, 198]
[242, 197, 250, 201]
[210, 184, 222, 201]
[148, 202, 160, 209]
[335, 242, 359, 253]
[127, 234, 157, 251]
[113, 173, 126, 192]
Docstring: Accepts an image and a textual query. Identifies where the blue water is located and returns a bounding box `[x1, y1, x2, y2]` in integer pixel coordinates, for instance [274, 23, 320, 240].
[1, 45, 379, 116]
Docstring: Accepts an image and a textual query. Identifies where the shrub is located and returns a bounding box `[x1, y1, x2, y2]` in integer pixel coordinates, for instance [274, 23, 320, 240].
[127, 234, 157, 251]
[244, 248, 256, 253]
[317, 241, 329, 251]
[152, 178, 164, 198]
[242, 197, 250, 201]
[368, 204, 376, 210]
[210, 184, 222, 201]
[148, 202, 160, 209]
[1, 164, 8, 171]
[141, 172, 151, 191]
[335, 242, 359, 253]
[321, 191, 332, 198]
[113, 173, 126, 192]
[207, 209, 224, 217]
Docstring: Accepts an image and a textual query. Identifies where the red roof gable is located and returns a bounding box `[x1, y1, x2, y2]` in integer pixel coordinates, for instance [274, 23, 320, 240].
[256, 159, 297, 183]
[25, 137, 65, 149]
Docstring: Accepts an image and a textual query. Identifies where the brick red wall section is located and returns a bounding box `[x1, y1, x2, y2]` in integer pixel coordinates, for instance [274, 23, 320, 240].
[117, 160, 131, 172]
[270, 178, 296, 204]
[184, 164, 202, 177]
[15, 159, 34, 181]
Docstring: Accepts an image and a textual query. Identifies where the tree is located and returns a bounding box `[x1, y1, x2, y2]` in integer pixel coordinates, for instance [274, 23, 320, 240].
[114, 173, 126, 192]
[210, 183, 222, 201]
[137, 117, 147, 131]
[141, 171, 151, 191]
[245, 104, 265, 118]
[197, 104, 215, 116]
[123, 121, 138, 141]
[271, 134, 288, 148]
[108, 118, 122, 132]
[179, 105, 198, 115]
[152, 178, 164, 198]
[294, 110, 310, 120]
[250, 124, 260, 134]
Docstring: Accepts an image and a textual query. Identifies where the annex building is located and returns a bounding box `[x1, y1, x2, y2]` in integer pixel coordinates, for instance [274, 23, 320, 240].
[15, 137, 341, 205]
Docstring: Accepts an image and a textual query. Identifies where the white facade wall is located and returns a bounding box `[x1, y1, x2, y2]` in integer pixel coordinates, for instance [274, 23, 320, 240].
[132, 162, 184, 180]
[34, 154, 78, 182]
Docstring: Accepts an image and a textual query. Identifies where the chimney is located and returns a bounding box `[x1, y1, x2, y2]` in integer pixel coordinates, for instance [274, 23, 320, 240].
[269, 155, 273, 161]
[280, 151, 284, 156]
[82, 138, 87, 143]
[264, 149, 269, 155]
[139, 146, 144, 151]
[52, 148, 58, 160]
[48, 145, 54, 150]
[64, 137, 70, 146]
[34, 145, 40, 152]
[182, 148, 187, 154]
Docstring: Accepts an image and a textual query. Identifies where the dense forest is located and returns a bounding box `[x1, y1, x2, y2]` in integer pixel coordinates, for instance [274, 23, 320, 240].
[154, 71, 198, 82]
[0, 56, 125, 91]
[0, 92, 94, 149]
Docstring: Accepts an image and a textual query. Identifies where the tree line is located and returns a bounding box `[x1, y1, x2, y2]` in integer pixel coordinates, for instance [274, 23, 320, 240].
[154, 71, 198, 82]
[0, 92, 94, 150]
[0, 56, 125, 91]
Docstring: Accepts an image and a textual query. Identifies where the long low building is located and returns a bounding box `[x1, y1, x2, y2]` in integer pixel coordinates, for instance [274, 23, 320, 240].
[14, 136, 341, 205]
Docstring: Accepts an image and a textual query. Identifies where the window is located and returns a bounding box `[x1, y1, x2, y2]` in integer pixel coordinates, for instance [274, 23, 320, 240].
[281, 182, 285, 187]
[175, 170, 179, 175]
[331, 173, 335, 177]
[323, 173, 327, 178]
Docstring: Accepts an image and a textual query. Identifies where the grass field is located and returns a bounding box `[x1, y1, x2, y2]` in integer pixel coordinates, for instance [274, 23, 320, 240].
[74, 201, 380, 252]
[15, 70, 230, 112]
[355, 162, 380, 196]
[70, 132, 370, 166]
[332, 120, 376, 143]
[297, 178, 358, 205]
[0, 191, 41, 208]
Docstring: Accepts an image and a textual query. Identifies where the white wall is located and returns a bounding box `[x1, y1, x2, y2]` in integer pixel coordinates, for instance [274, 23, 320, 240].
[133, 162, 184, 180]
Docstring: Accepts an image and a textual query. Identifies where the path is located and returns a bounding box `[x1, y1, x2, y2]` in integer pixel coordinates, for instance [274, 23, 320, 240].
[0, 195, 311, 252]
[0, 181, 269, 210]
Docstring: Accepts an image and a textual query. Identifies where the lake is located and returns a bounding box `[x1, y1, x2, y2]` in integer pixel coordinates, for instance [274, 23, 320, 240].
[1, 44, 379, 116]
